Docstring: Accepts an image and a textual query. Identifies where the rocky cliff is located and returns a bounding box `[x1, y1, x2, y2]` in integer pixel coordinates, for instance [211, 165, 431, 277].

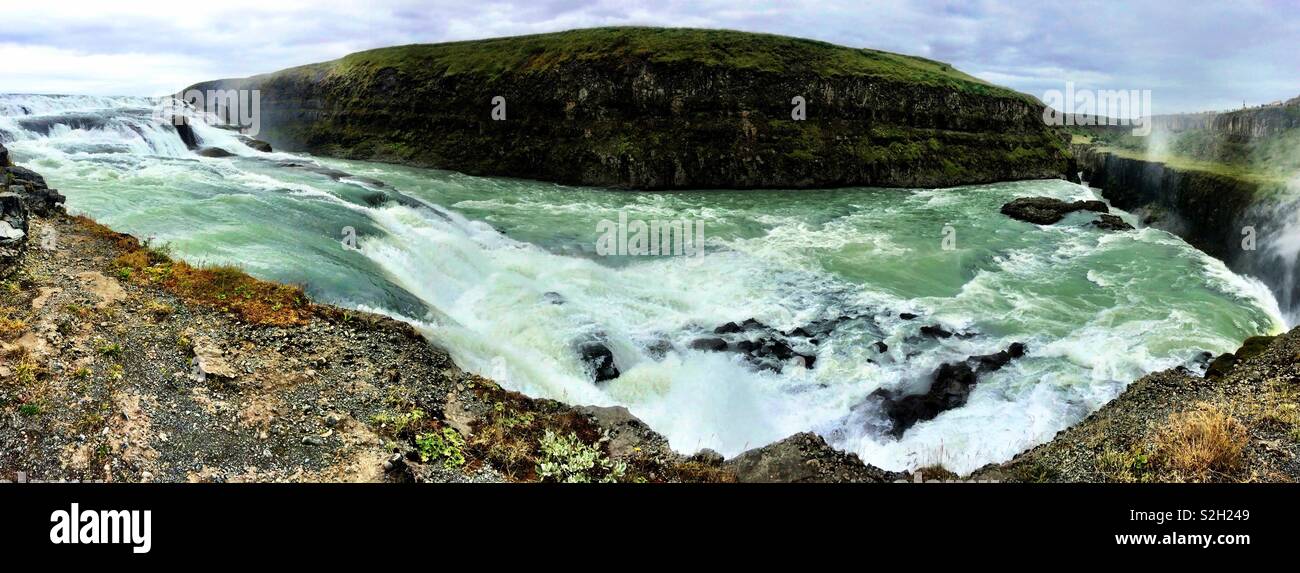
[187, 27, 1072, 190]
[1074, 144, 1267, 262]
[1211, 102, 1300, 139]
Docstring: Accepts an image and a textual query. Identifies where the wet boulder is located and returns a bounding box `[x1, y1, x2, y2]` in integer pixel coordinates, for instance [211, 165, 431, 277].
[871, 342, 1028, 436]
[239, 136, 273, 153]
[196, 147, 235, 158]
[876, 362, 978, 436]
[699, 317, 831, 372]
[1000, 196, 1109, 225]
[578, 340, 620, 383]
[689, 337, 728, 352]
[1204, 353, 1237, 378]
[919, 324, 954, 339]
[1092, 214, 1134, 231]
[7, 165, 65, 216]
[170, 115, 200, 149]
[971, 342, 1026, 372]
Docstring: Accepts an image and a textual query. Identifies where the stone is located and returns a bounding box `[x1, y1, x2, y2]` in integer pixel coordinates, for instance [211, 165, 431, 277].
[920, 324, 954, 339]
[75, 272, 126, 309]
[1092, 213, 1134, 231]
[871, 342, 1028, 436]
[1204, 353, 1237, 378]
[726, 432, 903, 483]
[688, 448, 725, 465]
[577, 340, 620, 382]
[192, 336, 239, 380]
[1001, 196, 1109, 225]
[240, 137, 273, 152]
[689, 337, 728, 352]
[196, 147, 235, 158]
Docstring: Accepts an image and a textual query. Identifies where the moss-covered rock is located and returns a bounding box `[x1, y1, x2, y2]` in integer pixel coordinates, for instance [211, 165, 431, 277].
[186, 27, 1072, 189]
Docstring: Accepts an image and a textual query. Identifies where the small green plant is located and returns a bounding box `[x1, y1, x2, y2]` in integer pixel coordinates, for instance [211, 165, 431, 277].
[73, 366, 92, 380]
[107, 364, 125, 381]
[99, 342, 124, 359]
[415, 427, 467, 469]
[370, 408, 425, 435]
[14, 357, 38, 386]
[18, 403, 42, 416]
[536, 430, 626, 483]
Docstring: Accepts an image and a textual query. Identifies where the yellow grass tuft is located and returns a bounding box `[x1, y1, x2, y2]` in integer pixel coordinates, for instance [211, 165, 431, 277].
[1150, 402, 1248, 481]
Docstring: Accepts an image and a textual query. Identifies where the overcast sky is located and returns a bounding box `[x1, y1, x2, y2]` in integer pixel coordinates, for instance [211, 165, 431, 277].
[1, 0, 1297, 114]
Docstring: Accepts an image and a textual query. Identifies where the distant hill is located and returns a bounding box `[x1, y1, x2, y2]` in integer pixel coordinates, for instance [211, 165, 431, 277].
[188, 27, 1072, 189]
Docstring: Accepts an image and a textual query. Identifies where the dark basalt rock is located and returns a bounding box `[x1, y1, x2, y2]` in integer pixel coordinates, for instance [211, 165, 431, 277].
[898, 312, 918, 320]
[697, 317, 824, 372]
[877, 362, 977, 436]
[0, 192, 29, 277]
[578, 340, 620, 383]
[1204, 352, 1236, 378]
[1092, 213, 1134, 231]
[240, 137, 273, 152]
[872, 341, 888, 353]
[784, 326, 813, 339]
[713, 322, 744, 334]
[196, 147, 235, 158]
[6, 165, 65, 216]
[173, 117, 200, 149]
[870, 342, 1028, 436]
[971, 342, 1026, 372]
[0, 142, 10, 167]
[7, 165, 47, 189]
[919, 324, 954, 339]
[541, 291, 565, 305]
[690, 337, 728, 352]
[1000, 196, 1109, 225]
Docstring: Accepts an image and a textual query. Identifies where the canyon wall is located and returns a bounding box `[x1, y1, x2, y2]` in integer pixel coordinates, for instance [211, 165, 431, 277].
[187, 27, 1073, 190]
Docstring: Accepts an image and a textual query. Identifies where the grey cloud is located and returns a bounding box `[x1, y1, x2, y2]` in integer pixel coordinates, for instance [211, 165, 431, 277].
[0, 0, 1295, 112]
